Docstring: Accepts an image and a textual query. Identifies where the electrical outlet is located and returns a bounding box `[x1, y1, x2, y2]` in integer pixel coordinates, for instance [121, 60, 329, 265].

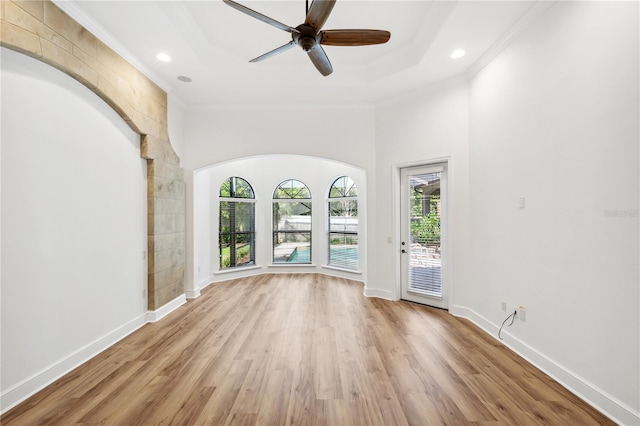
[514, 305, 526, 322]
[501, 301, 507, 312]
[518, 306, 526, 322]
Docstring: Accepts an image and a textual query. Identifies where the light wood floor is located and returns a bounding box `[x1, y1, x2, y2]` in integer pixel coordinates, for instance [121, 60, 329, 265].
[2, 274, 612, 425]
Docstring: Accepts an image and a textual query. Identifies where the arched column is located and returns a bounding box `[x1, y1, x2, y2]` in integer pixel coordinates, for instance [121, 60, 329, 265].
[1, 0, 185, 310]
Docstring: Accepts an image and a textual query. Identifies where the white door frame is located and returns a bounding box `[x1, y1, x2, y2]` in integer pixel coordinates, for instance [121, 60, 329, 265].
[393, 157, 451, 309]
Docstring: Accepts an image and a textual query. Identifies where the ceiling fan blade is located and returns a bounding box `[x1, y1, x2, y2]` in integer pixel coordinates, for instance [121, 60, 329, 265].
[249, 41, 297, 63]
[305, 0, 336, 31]
[307, 45, 333, 76]
[320, 29, 391, 46]
[223, 0, 298, 33]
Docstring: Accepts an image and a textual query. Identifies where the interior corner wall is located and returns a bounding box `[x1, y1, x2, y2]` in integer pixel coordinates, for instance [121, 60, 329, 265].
[1, 48, 148, 411]
[373, 79, 470, 301]
[467, 1, 639, 421]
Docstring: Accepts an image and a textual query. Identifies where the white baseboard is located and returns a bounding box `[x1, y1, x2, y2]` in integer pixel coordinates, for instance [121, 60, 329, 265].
[198, 275, 215, 290]
[1, 294, 187, 414]
[186, 288, 201, 299]
[1, 313, 147, 413]
[146, 294, 187, 323]
[363, 287, 396, 300]
[450, 305, 640, 426]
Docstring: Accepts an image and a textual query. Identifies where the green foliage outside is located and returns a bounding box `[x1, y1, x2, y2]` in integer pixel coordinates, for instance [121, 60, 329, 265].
[220, 243, 252, 268]
[329, 176, 357, 198]
[220, 177, 253, 198]
[273, 180, 311, 199]
[330, 236, 358, 245]
[410, 193, 440, 246]
[329, 200, 357, 218]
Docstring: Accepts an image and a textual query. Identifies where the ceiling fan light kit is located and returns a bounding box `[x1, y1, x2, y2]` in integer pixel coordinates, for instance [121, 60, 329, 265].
[223, 0, 391, 76]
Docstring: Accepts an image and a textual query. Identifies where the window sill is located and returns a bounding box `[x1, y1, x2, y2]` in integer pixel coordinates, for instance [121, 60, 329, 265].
[322, 265, 363, 275]
[268, 263, 317, 268]
[214, 265, 262, 275]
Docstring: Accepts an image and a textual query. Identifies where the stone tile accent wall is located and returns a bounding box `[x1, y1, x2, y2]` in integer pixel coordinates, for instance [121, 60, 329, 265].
[1, 0, 186, 310]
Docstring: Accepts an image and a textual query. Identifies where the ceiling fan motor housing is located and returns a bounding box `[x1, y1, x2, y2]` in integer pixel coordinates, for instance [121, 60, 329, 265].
[294, 24, 320, 51]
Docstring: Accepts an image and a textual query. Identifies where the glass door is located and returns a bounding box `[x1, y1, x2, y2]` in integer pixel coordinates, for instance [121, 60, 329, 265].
[400, 164, 447, 309]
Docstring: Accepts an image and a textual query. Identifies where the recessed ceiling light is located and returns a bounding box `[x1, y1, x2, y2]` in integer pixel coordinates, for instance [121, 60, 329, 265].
[156, 52, 171, 62]
[450, 49, 466, 59]
[177, 76, 192, 83]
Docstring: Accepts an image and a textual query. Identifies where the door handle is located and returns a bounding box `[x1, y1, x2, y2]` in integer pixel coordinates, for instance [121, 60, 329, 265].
[401, 249, 406, 253]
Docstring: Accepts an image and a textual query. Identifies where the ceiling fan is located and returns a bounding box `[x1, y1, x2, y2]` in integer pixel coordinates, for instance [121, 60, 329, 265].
[222, 0, 391, 76]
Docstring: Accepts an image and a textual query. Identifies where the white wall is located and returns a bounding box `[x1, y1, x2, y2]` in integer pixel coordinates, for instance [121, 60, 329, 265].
[466, 1, 639, 422]
[1, 48, 148, 411]
[374, 78, 470, 301]
[183, 105, 375, 170]
[183, 105, 376, 295]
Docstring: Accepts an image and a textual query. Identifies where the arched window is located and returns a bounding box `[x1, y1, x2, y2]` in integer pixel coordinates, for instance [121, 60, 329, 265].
[328, 176, 358, 270]
[273, 179, 312, 264]
[219, 177, 255, 269]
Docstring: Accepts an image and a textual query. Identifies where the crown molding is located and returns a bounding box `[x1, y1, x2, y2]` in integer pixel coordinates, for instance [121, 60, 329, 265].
[465, 0, 556, 79]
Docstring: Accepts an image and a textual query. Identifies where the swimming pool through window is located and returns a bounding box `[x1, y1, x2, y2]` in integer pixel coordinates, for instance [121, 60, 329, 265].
[273, 179, 312, 264]
[328, 176, 358, 270]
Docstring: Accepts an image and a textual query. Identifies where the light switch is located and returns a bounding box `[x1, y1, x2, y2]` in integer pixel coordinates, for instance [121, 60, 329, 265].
[518, 197, 525, 209]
